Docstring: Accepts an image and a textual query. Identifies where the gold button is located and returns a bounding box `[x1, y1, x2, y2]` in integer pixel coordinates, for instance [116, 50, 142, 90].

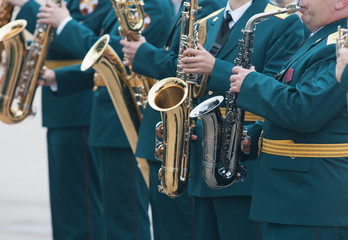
[208, 91, 213, 95]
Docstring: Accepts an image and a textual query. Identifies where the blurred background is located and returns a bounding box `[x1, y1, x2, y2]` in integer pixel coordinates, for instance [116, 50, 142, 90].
[0, 0, 182, 239]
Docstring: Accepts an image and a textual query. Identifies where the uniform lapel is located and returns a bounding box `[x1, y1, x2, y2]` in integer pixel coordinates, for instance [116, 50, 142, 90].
[204, 10, 225, 51]
[280, 19, 347, 79]
[217, 0, 268, 60]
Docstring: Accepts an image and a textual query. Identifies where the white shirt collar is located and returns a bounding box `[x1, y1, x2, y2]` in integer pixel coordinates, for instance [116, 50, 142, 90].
[224, 0, 252, 28]
[309, 26, 323, 38]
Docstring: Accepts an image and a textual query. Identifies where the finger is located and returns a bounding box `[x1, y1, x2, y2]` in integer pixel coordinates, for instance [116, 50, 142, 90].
[123, 60, 130, 66]
[197, 43, 206, 51]
[119, 39, 127, 47]
[180, 56, 199, 64]
[182, 48, 196, 57]
[232, 66, 242, 74]
[230, 75, 237, 83]
[191, 134, 198, 140]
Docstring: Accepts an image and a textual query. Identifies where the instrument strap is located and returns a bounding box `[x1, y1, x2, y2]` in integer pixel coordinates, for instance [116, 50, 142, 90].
[209, 19, 232, 56]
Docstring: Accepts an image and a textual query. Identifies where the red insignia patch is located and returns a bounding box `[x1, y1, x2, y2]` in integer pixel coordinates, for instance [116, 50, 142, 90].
[283, 68, 294, 84]
[79, 0, 98, 15]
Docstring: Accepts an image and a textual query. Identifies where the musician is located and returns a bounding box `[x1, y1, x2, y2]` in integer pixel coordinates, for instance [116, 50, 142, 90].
[36, 0, 174, 239]
[120, 0, 225, 239]
[7, 0, 111, 239]
[179, 0, 304, 239]
[229, 0, 348, 238]
[336, 47, 348, 91]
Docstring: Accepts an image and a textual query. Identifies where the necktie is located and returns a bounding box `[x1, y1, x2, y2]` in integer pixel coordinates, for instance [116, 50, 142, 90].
[221, 12, 233, 37]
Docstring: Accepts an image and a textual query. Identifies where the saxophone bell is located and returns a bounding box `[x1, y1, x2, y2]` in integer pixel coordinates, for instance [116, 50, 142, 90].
[0, 20, 28, 124]
[189, 95, 246, 189]
[148, 77, 189, 197]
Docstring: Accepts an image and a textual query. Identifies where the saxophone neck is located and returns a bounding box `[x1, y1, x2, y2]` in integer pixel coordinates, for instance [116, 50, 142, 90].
[244, 3, 301, 31]
[112, 0, 145, 41]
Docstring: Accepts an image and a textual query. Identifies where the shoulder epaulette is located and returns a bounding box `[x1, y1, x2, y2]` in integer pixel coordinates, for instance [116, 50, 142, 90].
[264, 3, 290, 20]
[197, 8, 224, 45]
[327, 31, 339, 45]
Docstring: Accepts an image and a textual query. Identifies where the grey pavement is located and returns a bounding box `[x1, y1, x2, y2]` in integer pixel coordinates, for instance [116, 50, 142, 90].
[0, 90, 52, 240]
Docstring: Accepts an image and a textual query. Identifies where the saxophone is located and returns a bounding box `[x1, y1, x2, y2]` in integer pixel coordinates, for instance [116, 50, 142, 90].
[0, 0, 13, 27]
[0, 1, 14, 68]
[0, 0, 62, 124]
[80, 0, 151, 187]
[111, 0, 156, 109]
[337, 22, 348, 106]
[147, 0, 200, 197]
[189, 4, 301, 189]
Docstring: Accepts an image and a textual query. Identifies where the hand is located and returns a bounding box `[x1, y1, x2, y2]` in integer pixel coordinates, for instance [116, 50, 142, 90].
[120, 36, 146, 66]
[229, 66, 255, 93]
[37, 68, 56, 86]
[180, 44, 215, 76]
[8, 0, 28, 7]
[241, 136, 251, 154]
[190, 134, 198, 141]
[37, 1, 70, 28]
[336, 48, 348, 83]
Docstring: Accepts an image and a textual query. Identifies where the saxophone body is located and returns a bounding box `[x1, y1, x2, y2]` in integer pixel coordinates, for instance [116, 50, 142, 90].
[148, 0, 200, 197]
[111, 0, 155, 109]
[0, 0, 61, 124]
[80, 0, 151, 187]
[190, 4, 301, 189]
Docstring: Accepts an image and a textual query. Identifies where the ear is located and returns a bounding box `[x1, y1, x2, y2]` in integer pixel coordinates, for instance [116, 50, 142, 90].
[336, 0, 348, 10]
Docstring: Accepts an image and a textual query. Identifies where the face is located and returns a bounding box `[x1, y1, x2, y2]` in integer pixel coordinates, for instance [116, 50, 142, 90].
[299, 0, 336, 32]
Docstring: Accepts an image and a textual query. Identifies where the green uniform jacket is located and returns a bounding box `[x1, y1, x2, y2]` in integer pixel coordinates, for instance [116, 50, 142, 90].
[49, 0, 174, 148]
[340, 65, 348, 91]
[133, 0, 226, 162]
[237, 19, 348, 226]
[17, 0, 111, 128]
[189, 0, 304, 198]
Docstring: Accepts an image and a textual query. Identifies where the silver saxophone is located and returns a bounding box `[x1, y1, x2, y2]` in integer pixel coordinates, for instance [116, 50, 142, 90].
[189, 4, 301, 189]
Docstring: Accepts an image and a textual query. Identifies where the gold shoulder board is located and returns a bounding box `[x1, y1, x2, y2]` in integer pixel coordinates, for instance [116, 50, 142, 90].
[327, 31, 339, 45]
[264, 3, 289, 20]
[197, 8, 224, 46]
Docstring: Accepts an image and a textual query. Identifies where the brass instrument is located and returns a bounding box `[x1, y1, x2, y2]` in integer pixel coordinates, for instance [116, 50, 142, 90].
[80, 0, 152, 187]
[0, 0, 14, 67]
[111, 0, 156, 109]
[0, 0, 62, 124]
[148, 0, 200, 197]
[81, 34, 149, 187]
[190, 4, 301, 189]
[0, 0, 13, 28]
[337, 23, 348, 106]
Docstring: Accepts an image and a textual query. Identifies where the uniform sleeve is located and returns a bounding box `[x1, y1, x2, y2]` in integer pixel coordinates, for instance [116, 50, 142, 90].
[133, 42, 178, 79]
[54, 64, 94, 96]
[237, 46, 347, 133]
[340, 65, 348, 92]
[16, 0, 40, 33]
[53, 16, 122, 59]
[207, 14, 304, 95]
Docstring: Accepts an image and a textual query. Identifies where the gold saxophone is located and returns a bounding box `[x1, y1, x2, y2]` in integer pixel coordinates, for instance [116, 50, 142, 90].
[0, 0, 13, 28]
[147, 0, 201, 197]
[337, 20, 348, 106]
[80, 0, 151, 187]
[0, 0, 61, 124]
[111, 0, 156, 109]
[0, 0, 14, 66]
